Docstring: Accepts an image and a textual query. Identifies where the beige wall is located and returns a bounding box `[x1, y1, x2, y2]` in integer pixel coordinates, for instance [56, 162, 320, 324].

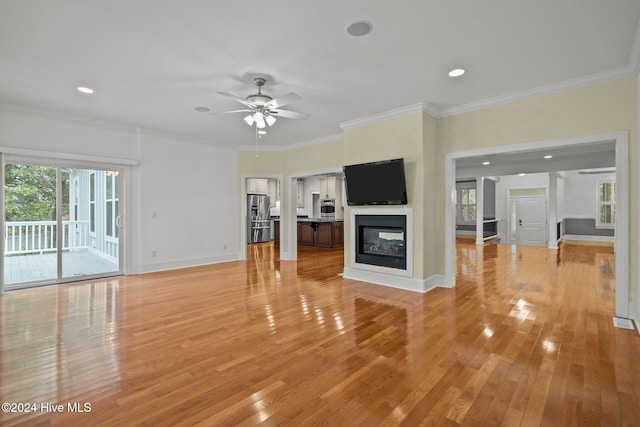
[238, 76, 638, 301]
[238, 138, 344, 255]
[343, 113, 426, 277]
[438, 77, 638, 302]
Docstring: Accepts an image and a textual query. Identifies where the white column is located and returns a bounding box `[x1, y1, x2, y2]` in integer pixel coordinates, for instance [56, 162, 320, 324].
[548, 172, 558, 249]
[475, 177, 484, 245]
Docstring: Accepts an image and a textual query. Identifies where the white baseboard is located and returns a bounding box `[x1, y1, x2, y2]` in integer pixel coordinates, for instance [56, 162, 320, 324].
[343, 267, 446, 293]
[137, 253, 240, 274]
[630, 303, 640, 335]
[562, 234, 614, 243]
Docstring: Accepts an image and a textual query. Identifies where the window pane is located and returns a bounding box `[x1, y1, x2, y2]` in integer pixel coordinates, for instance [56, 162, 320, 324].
[106, 201, 113, 236]
[469, 205, 476, 221]
[90, 173, 95, 202]
[462, 206, 469, 221]
[469, 189, 476, 204]
[462, 190, 469, 205]
[106, 174, 113, 199]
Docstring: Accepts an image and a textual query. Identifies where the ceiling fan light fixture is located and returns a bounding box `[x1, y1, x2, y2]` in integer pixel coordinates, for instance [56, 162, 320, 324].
[253, 112, 266, 129]
[265, 114, 276, 126]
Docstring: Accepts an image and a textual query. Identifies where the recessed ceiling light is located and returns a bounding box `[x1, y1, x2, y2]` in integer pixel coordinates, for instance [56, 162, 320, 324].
[77, 86, 94, 94]
[347, 21, 373, 37]
[448, 68, 465, 77]
[544, 155, 553, 159]
[518, 173, 526, 176]
[482, 161, 490, 165]
[194, 106, 210, 113]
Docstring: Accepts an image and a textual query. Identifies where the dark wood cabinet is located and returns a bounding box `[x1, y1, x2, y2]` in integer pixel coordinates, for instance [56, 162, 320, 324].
[297, 221, 343, 248]
[273, 220, 280, 243]
[298, 222, 315, 246]
[332, 221, 344, 248]
[315, 223, 333, 248]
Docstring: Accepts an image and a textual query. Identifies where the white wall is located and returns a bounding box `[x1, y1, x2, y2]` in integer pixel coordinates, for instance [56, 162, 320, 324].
[557, 173, 566, 220]
[563, 171, 615, 219]
[139, 133, 239, 273]
[0, 106, 240, 276]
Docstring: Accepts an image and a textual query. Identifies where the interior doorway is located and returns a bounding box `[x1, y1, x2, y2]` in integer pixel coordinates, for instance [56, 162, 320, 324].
[445, 131, 629, 318]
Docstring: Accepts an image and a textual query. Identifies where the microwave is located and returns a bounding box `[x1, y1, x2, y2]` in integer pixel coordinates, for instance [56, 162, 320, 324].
[321, 199, 335, 217]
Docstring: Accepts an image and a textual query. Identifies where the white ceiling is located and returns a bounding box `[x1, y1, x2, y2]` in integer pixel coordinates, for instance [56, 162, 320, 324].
[1, 1, 639, 149]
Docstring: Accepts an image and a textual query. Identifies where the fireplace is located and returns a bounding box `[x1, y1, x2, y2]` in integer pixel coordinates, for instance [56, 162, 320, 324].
[355, 214, 407, 270]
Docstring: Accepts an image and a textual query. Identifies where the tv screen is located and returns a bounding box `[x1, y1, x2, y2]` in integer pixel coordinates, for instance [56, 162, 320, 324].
[343, 158, 408, 206]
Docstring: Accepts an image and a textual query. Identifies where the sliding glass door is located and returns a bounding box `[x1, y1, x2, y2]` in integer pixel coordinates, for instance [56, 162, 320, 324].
[3, 161, 123, 290]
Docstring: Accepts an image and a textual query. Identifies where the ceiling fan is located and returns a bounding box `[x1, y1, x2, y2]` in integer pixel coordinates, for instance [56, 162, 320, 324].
[217, 77, 309, 129]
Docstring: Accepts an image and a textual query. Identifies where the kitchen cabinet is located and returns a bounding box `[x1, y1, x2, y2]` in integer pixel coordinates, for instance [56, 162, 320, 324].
[297, 180, 305, 208]
[297, 221, 344, 248]
[267, 179, 278, 207]
[247, 178, 268, 195]
[297, 222, 315, 246]
[319, 176, 345, 219]
[320, 176, 337, 199]
[273, 220, 280, 243]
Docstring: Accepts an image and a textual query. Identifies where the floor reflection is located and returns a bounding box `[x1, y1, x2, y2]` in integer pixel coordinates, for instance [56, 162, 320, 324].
[0, 281, 122, 413]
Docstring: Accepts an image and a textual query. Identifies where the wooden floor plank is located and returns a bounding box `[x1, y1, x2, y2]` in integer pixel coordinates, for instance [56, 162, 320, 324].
[1, 241, 639, 426]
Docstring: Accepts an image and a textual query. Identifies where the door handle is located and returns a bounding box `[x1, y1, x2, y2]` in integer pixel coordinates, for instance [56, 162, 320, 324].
[518, 219, 522, 226]
[116, 216, 123, 228]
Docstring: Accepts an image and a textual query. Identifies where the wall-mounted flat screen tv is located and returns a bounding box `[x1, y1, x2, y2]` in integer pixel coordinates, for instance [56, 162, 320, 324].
[343, 158, 408, 206]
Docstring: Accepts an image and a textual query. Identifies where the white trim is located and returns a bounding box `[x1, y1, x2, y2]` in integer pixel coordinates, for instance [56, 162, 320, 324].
[629, 303, 640, 335]
[445, 131, 629, 318]
[349, 207, 414, 278]
[561, 235, 615, 243]
[239, 174, 285, 262]
[137, 253, 240, 274]
[343, 268, 442, 294]
[0, 145, 138, 166]
[339, 103, 425, 130]
[439, 69, 635, 118]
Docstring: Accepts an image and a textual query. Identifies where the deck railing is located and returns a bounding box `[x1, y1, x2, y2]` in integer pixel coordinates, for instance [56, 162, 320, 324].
[5, 221, 91, 255]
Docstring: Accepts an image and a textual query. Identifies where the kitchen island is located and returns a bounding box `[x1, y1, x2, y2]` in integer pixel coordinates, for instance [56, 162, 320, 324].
[297, 218, 343, 248]
[271, 217, 344, 248]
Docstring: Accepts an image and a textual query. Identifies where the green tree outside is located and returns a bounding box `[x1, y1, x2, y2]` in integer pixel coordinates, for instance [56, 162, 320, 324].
[5, 165, 69, 221]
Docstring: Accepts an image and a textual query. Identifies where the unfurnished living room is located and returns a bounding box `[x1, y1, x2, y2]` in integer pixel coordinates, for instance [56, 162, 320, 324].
[1, 1, 639, 426]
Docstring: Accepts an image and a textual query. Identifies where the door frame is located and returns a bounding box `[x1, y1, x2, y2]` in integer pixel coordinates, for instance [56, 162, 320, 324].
[445, 131, 629, 318]
[508, 192, 548, 247]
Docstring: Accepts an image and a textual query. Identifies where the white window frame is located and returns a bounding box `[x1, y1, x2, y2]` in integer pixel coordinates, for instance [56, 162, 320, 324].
[596, 176, 616, 228]
[456, 181, 477, 224]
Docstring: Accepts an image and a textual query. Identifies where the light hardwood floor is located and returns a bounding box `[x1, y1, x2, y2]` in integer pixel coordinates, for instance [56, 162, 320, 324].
[0, 241, 638, 426]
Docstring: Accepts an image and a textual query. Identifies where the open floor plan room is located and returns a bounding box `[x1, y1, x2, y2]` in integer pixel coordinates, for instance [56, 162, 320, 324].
[1, 241, 638, 426]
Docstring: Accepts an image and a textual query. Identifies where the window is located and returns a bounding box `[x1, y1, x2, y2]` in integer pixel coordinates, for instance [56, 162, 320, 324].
[105, 172, 119, 238]
[456, 181, 477, 224]
[597, 178, 616, 227]
[90, 172, 95, 233]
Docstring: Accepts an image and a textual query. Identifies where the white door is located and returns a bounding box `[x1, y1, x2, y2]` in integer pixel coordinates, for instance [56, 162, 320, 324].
[511, 196, 547, 247]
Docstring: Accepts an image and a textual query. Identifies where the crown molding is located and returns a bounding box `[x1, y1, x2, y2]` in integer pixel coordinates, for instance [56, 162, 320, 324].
[339, 103, 426, 130]
[439, 66, 635, 118]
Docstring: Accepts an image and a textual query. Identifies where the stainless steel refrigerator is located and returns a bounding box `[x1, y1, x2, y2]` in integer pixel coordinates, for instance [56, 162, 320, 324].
[247, 194, 271, 243]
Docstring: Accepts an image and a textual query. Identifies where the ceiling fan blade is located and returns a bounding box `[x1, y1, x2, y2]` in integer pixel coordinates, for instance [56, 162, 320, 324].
[217, 91, 256, 108]
[265, 92, 301, 109]
[270, 108, 309, 120]
[214, 109, 254, 114]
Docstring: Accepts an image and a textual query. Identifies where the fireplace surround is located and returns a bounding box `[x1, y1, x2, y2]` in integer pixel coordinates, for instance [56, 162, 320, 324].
[355, 214, 406, 270]
[347, 208, 414, 280]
